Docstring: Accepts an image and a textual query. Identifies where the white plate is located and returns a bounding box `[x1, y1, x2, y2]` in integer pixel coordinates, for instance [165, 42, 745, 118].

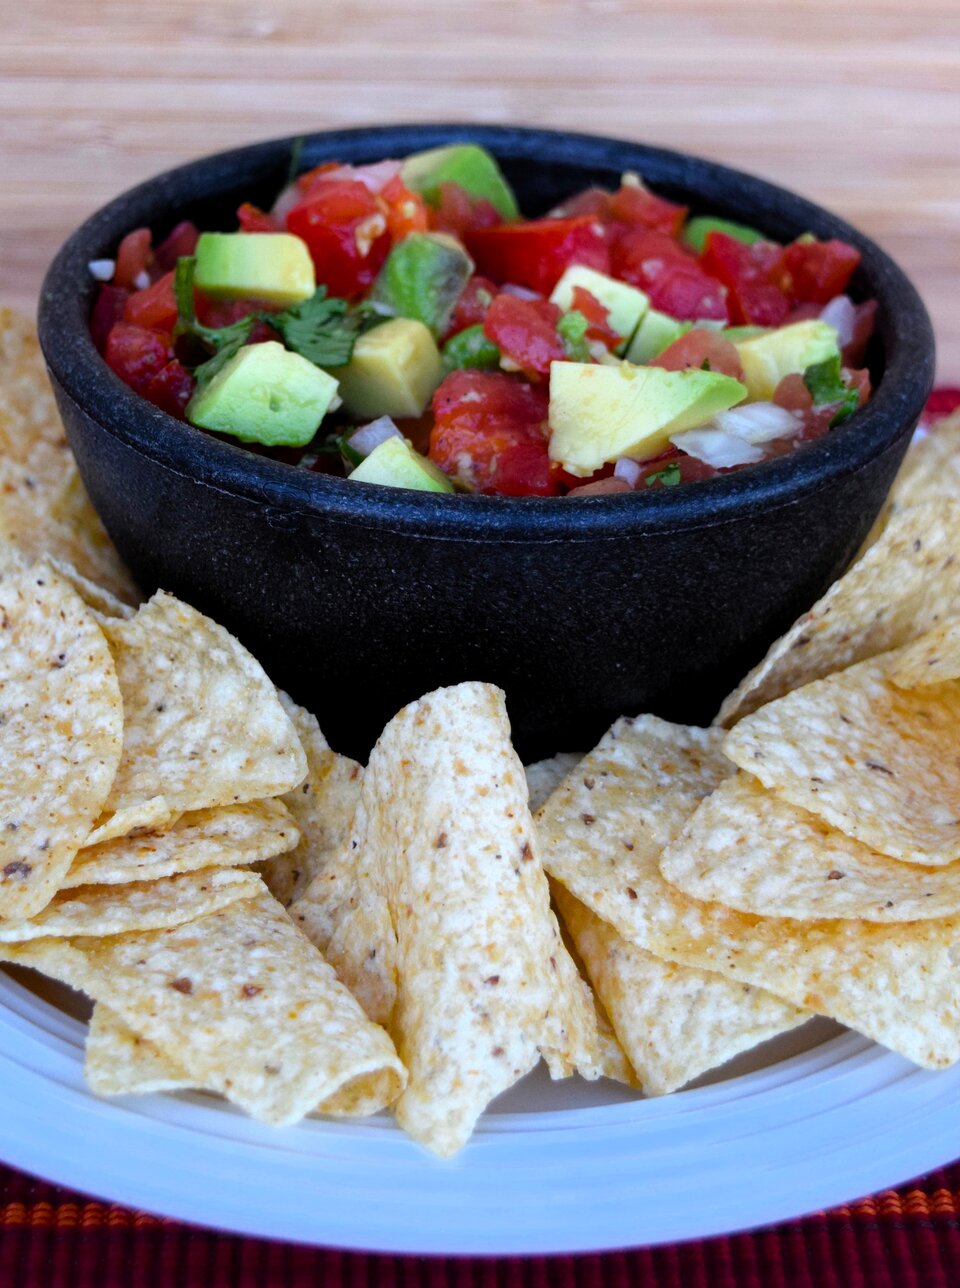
[2, 966, 960, 1255]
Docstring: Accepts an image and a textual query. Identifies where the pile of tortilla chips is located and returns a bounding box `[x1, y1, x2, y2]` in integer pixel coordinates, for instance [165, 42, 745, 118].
[4, 303, 960, 1158]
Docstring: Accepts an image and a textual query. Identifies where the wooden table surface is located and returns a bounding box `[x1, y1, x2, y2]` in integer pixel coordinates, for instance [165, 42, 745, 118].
[2, 0, 957, 380]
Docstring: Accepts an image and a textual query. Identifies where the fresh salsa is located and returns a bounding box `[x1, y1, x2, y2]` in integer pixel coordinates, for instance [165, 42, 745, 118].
[91, 143, 877, 497]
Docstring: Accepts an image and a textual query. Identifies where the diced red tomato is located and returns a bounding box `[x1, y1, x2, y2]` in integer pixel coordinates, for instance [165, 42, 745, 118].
[123, 270, 179, 332]
[294, 162, 341, 195]
[842, 299, 878, 367]
[443, 275, 498, 339]
[646, 264, 729, 323]
[380, 175, 430, 241]
[609, 228, 695, 289]
[549, 188, 612, 220]
[844, 365, 872, 407]
[154, 220, 200, 271]
[113, 228, 153, 290]
[194, 296, 276, 329]
[466, 217, 610, 295]
[634, 446, 719, 486]
[607, 184, 687, 237]
[237, 203, 281, 233]
[285, 179, 391, 299]
[781, 238, 861, 305]
[773, 373, 814, 412]
[429, 370, 555, 495]
[90, 285, 130, 354]
[104, 323, 170, 395]
[651, 329, 744, 379]
[482, 295, 565, 379]
[143, 360, 196, 418]
[700, 232, 790, 326]
[568, 287, 620, 348]
[565, 475, 632, 496]
[428, 182, 503, 239]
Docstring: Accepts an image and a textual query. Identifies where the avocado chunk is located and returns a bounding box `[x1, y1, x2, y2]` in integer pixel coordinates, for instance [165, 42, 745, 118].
[624, 309, 693, 364]
[549, 266, 650, 354]
[736, 320, 840, 401]
[370, 233, 474, 337]
[335, 318, 442, 418]
[348, 435, 454, 493]
[401, 144, 519, 221]
[682, 216, 765, 254]
[193, 232, 315, 307]
[548, 360, 747, 475]
[186, 341, 339, 447]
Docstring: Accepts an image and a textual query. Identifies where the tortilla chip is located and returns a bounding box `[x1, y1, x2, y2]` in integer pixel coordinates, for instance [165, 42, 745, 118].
[0, 867, 261, 941]
[6, 890, 406, 1126]
[294, 682, 601, 1156]
[717, 501, 960, 726]
[66, 799, 298, 888]
[724, 656, 960, 864]
[256, 695, 362, 907]
[0, 308, 68, 464]
[888, 618, 960, 689]
[95, 592, 306, 828]
[83, 798, 178, 848]
[661, 773, 960, 921]
[43, 556, 135, 620]
[553, 882, 806, 1094]
[525, 752, 583, 813]
[0, 565, 123, 920]
[538, 715, 960, 1068]
[866, 414, 960, 549]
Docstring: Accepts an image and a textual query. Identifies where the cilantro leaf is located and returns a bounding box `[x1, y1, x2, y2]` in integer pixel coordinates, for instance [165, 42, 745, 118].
[803, 354, 860, 427]
[643, 461, 681, 487]
[557, 310, 591, 363]
[269, 289, 367, 369]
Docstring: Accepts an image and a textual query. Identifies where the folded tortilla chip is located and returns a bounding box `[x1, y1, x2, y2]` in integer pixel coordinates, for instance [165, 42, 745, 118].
[538, 715, 960, 1068]
[66, 799, 298, 888]
[724, 655, 960, 864]
[717, 501, 960, 726]
[6, 890, 406, 1125]
[661, 773, 960, 921]
[94, 592, 307, 830]
[525, 752, 583, 813]
[83, 799, 179, 848]
[295, 682, 602, 1156]
[552, 883, 806, 1094]
[888, 618, 960, 689]
[257, 695, 362, 907]
[0, 564, 123, 920]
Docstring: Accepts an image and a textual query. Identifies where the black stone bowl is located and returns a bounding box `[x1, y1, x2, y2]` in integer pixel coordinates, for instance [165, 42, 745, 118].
[39, 125, 935, 761]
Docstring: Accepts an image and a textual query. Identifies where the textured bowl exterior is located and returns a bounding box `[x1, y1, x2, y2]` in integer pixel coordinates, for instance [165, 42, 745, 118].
[39, 125, 935, 759]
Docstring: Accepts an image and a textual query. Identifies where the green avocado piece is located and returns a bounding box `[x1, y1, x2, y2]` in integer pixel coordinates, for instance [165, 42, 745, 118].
[401, 144, 519, 221]
[682, 216, 765, 254]
[736, 320, 840, 401]
[193, 232, 315, 307]
[335, 317, 442, 418]
[347, 435, 454, 492]
[186, 341, 339, 447]
[441, 324, 501, 372]
[549, 266, 650, 354]
[624, 309, 693, 364]
[371, 233, 474, 337]
[548, 360, 747, 475]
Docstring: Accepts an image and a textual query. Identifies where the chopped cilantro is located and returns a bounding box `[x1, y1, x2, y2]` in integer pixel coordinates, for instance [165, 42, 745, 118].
[557, 310, 591, 362]
[644, 461, 681, 487]
[803, 353, 860, 427]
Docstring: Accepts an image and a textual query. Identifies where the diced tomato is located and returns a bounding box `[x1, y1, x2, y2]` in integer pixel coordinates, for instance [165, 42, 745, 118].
[113, 228, 153, 290]
[568, 287, 620, 348]
[194, 296, 277, 329]
[154, 220, 200, 271]
[123, 270, 179, 332]
[428, 182, 503, 239]
[285, 179, 391, 299]
[443, 275, 498, 339]
[609, 228, 695, 290]
[635, 446, 718, 486]
[844, 365, 872, 407]
[380, 175, 430, 241]
[842, 298, 878, 367]
[786, 302, 824, 324]
[565, 475, 633, 496]
[466, 217, 610, 295]
[482, 295, 565, 379]
[651, 329, 744, 379]
[429, 370, 555, 495]
[646, 263, 729, 322]
[781, 238, 861, 305]
[294, 162, 341, 195]
[700, 233, 790, 327]
[773, 373, 814, 413]
[104, 323, 170, 395]
[90, 284, 130, 354]
[548, 188, 612, 220]
[143, 360, 196, 418]
[237, 203, 281, 233]
[607, 184, 687, 237]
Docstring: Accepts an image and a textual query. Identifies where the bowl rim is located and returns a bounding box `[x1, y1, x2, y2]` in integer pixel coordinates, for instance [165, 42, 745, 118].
[39, 122, 935, 542]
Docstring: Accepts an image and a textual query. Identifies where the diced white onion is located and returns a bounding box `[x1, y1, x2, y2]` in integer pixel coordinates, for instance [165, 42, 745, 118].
[711, 402, 801, 444]
[819, 295, 856, 348]
[87, 259, 115, 282]
[349, 416, 402, 457]
[669, 429, 765, 468]
[321, 160, 402, 193]
[613, 457, 642, 486]
[133, 270, 151, 291]
[271, 182, 302, 222]
[500, 283, 542, 300]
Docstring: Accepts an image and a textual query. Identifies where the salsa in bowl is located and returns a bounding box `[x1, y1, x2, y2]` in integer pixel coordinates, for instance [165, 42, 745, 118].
[39, 125, 933, 758]
[94, 141, 877, 499]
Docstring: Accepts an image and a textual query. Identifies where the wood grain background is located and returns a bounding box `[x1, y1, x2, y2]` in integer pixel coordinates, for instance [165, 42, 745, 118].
[2, 0, 957, 379]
